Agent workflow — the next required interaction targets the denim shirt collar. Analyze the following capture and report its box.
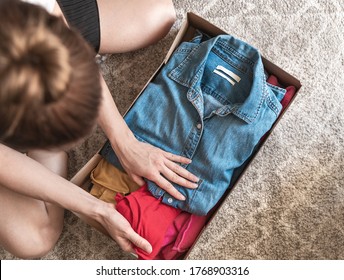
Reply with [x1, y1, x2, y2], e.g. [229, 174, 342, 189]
[168, 32, 268, 124]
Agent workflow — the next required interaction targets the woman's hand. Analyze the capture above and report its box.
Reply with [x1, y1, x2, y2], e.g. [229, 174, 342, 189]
[97, 76, 199, 200]
[96, 202, 152, 254]
[113, 137, 199, 201]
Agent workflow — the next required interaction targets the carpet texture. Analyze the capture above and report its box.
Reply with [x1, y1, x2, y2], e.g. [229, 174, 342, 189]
[1, 0, 344, 259]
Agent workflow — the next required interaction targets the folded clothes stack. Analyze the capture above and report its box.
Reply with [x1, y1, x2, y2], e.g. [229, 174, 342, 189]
[90, 30, 296, 260]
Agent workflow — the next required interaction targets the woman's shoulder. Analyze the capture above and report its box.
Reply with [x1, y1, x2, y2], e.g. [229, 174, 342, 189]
[22, 0, 55, 13]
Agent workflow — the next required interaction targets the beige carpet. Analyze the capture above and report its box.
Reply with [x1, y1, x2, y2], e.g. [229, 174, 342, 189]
[1, 0, 344, 259]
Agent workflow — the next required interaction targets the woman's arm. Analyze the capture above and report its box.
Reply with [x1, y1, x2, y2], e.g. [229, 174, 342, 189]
[0, 143, 152, 253]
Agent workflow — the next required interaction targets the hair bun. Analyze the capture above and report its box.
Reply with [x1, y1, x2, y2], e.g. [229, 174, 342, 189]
[0, 1, 101, 150]
[7, 22, 72, 105]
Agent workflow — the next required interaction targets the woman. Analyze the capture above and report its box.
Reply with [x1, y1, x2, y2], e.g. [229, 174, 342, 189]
[0, 0, 199, 259]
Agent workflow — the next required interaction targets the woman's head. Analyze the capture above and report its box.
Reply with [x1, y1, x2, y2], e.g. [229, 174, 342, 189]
[0, 0, 102, 150]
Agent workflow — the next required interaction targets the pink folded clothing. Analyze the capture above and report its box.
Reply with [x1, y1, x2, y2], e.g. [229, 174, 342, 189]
[156, 212, 208, 259]
[115, 184, 181, 260]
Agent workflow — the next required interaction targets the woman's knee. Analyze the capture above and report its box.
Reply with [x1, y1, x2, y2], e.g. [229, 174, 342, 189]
[129, 0, 176, 48]
[3, 222, 63, 259]
[156, 0, 177, 30]
[148, 0, 176, 41]
[98, 0, 176, 53]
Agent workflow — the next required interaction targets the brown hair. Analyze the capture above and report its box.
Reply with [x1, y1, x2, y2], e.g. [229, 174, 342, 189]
[0, 0, 102, 150]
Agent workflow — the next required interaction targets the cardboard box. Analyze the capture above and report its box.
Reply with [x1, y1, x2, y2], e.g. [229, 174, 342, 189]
[71, 12, 302, 259]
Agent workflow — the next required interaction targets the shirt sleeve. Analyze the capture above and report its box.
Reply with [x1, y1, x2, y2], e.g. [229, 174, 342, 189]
[22, 0, 56, 13]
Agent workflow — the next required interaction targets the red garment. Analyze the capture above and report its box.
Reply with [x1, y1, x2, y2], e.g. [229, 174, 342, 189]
[156, 212, 208, 259]
[115, 184, 181, 260]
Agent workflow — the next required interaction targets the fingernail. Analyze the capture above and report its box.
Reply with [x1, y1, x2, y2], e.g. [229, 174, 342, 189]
[193, 183, 199, 188]
[190, 175, 199, 182]
[147, 245, 153, 254]
[179, 195, 186, 201]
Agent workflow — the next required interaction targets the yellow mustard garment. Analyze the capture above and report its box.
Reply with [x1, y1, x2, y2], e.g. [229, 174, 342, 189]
[90, 158, 140, 204]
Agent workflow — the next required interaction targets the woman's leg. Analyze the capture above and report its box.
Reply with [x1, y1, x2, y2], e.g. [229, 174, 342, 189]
[97, 0, 176, 53]
[0, 151, 67, 259]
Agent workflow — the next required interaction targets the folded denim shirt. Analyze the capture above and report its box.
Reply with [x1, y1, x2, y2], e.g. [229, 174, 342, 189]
[101, 31, 286, 215]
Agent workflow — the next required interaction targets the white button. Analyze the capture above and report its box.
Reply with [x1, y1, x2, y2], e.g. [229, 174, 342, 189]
[167, 198, 173, 204]
[196, 123, 202, 129]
